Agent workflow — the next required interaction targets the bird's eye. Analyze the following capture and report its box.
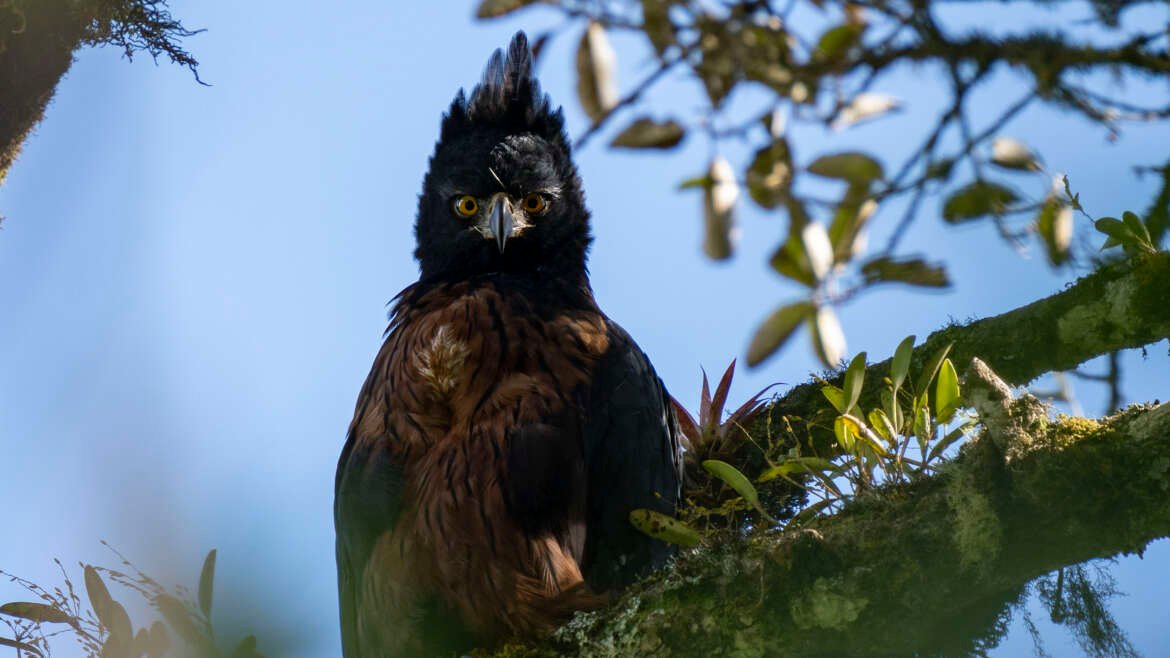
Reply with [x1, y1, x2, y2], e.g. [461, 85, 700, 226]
[453, 195, 479, 217]
[521, 193, 548, 214]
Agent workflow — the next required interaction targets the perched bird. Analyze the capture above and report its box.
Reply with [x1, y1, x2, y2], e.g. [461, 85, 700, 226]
[334, 32, 682, 657]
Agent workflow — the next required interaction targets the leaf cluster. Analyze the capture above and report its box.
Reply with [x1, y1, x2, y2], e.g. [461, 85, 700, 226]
[477, 0, 1170, 366]
[2, 548, 263, 658]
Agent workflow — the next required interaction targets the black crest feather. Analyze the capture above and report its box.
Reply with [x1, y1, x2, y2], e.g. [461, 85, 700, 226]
[440, 32, 566, 144]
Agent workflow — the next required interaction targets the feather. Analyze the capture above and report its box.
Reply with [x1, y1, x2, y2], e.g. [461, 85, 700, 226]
[441, 31, 566, 144]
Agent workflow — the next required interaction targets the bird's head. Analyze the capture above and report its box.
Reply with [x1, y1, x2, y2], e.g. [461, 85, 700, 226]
[414, 32, 592, 284]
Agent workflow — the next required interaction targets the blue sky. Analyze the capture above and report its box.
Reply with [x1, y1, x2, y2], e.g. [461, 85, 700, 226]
[1, 1, 1167, 655]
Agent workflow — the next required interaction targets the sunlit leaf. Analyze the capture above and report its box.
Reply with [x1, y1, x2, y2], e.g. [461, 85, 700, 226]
[807, 152, 883, 183]
[891, 335, 915, 391]
[822, 385, 847, 413]
[474, 0, 542, 18]
[991, 137, 1040, 171]
[868, 408, 897, 443]
[770, 235, 816, 287]
[842, 352, 867, 414]
[747, 301, 815, 366]
[828, 185, 876, 262]
[802, 222, 834, 281]
[576, 22, 618, 122]
[610, 117, 685, 149]
[703, 156, 739, 260]
[934, 358, 960, 424]
[814, 24, 863, 61]
[1123, 211, 1155, 247]
[834, 415, 857, 452]
[1036, 199, 1072, 266]
[832, 93, 901, 130]
[198, 549, 216, 618]
[0, 602, 74, 625]
[809, 305, 846, 367]
[915, 343, 953, 396]
[861, 256, 950, 287]
[942, 181, 1019, 223]
[629, 509, 701, 547]
[758, 457, 837, 482]
[703, 459, 760, 507]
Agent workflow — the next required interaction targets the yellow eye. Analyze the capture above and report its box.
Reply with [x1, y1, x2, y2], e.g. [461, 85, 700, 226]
[521, 193, 548, 214]
[453, 195, 479, 217]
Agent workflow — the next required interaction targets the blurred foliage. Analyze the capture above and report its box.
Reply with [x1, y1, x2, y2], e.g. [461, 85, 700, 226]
[477, 0, 1170, 367]
[2, 547, 264, 658]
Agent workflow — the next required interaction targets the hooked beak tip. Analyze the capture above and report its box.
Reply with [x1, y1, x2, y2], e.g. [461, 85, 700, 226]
[490, 198, 514, 253]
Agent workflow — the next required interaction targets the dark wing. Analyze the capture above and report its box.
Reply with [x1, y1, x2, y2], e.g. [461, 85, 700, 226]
[334, 376, 404, 658]
[580, 320, 684, 592]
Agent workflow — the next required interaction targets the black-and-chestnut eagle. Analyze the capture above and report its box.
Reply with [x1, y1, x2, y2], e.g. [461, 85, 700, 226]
[334, 32, 683, 657]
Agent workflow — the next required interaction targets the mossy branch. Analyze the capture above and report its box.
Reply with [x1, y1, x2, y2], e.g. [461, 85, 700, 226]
[762, 251, 1170, 455]
[490, 394, 1170, 657]
[0, 0, 198, 192]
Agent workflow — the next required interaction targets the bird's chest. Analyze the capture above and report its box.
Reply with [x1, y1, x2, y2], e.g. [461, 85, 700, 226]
[386, 288, 609, 457]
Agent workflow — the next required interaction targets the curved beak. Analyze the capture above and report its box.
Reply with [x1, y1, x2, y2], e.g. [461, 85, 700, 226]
[488, 195, 515, 253]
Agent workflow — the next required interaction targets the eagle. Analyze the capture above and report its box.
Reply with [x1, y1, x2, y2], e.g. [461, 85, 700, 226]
[334, 32, 683, 657]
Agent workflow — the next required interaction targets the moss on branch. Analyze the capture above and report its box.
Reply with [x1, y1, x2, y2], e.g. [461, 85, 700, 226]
[487, 399, 1170, 657]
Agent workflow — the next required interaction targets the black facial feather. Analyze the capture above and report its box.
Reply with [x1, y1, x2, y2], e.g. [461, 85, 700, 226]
[414, 32, 592, 286]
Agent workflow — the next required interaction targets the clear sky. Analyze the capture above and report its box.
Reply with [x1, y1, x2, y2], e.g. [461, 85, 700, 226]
[1, 1, 1167, 655]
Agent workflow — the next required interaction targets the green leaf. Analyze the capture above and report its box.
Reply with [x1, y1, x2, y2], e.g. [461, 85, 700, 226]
[198, 549, 216, 618]
[842, 352, 866, 414]
[927, 418, 976, 463]
[0, 601, 74, 625]
[861, 257, 950, 288]
[576, 22, 618, 123]
[475, 0, 542, 18]
[807, 152, 883, 184]
[610, 117, 686, 149]
[821, 385, 847, 413]
[746, 138, 793, 209]
[868, 408, 897, 443]
[1122, 211, 1153, 245]
[703, 459, 760, 507]
[746, 301, 815, 366]
[827, 183, 875, 262]
[814, 24, 863, 61]
[915, 342, 953, 397]
[1036, 199, 1072, 266]
[758, 457, 837, 482]
[629, 509, 701, 547]
[788, 498, 837, 526]
[678, 174, 712, 190]
[891, 335, 915, 391]
[943, 182, 1019, 223]
[934, 358, 961, 424]
[833, 415, 857, 452]
[640, 0, 677, 56]
[770, 235, 816, 287]
[84, 566, 132, 643]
